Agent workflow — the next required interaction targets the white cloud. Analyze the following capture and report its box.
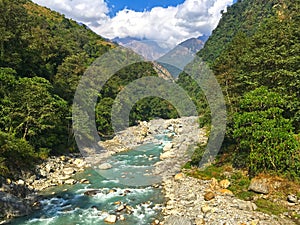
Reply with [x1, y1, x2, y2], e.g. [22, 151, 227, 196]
[93, 0, 233, 47]
[32, 0, 109, 24]
[32, 0, 233, 47]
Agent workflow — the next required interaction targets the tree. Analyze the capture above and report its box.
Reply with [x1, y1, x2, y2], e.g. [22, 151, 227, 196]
[233, 87, 300, 177]
[6, 76, 68, 155]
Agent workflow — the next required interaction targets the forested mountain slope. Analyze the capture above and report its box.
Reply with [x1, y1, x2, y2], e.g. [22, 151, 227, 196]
[179, 0, 300, 178]
[0, 0, 177, 176]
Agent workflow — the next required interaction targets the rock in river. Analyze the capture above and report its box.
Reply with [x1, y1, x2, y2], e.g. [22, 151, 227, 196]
[99, 163, 112, 170]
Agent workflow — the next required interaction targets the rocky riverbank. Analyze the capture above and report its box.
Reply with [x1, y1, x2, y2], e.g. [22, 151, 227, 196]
[0, 154, 89, 223]
[2, 116, 297, 225]
[98, 116, 206, 177]
[161, 174, 296, 225]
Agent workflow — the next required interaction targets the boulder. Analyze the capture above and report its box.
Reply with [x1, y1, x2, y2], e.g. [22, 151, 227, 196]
[16, 179, 25, 186]
[248, 178, 270, 194]
[204, 191, 215, 201]
[0, 191, 32, 219]
[64, 179, 76, 185]
[62, 167, 75, 175]
[84, 190, 101, 196]
[201, 205, 212, 213]
[104, 214, 117, 224]
[160, 151, 175, 160]
[287, 194, 297, 203]
[218, 189, 234, 196]
[116, 204, 125, 212]
[99, 163, 112, 170]
[163, 142, 173, 152]
[219, 179, 231, 189]
[174, 173, 184, 181]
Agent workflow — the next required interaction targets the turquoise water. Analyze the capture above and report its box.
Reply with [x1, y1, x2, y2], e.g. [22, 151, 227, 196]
[10, 135, 170, 225]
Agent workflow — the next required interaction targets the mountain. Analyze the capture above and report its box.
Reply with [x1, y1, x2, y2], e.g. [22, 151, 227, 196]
[112, 37, 170, 60]
[198, 0, 282, 64]
[178, 0, 300, 178]
[178, 38, 204, 54]
[112, 36, 207, 61]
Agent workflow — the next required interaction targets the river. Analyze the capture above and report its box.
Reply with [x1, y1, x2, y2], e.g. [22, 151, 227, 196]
[9, 135, 170, 225]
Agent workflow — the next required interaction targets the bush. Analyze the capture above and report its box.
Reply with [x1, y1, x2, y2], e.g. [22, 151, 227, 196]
[233, 87, 300, 178]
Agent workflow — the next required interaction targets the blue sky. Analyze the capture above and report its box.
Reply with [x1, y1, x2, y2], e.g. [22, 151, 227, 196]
[108, 0, 237, 15]
[32, 0, 235, 47]
[107, 0, 185, 16]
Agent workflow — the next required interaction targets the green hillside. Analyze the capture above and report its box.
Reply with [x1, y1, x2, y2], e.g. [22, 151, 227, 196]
[0, 0, 177, 176]
[180, 0, 300, 178]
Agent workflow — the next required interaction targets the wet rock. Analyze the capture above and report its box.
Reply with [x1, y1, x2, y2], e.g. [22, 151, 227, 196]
[84, 190, 101, 196]
[116, 204, 125, 212]
[0, 191, 32, 219]
[64, 179, 76, 185]
[109, 189, 117, 194]
[104, 214, 117, 224]
[79, 179, 90, 184]
[98, 163, 112, 170]
[119, 215, 125, 221]
[125, 205, 134, 214]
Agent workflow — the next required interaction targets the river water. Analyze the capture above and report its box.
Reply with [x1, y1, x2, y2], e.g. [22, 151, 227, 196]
[10, 135, 170, 225]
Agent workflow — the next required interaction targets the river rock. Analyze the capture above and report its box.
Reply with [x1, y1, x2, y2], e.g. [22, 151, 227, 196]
[63, 167, 75, 175]
[201, 205, 212, 213]
[73, 158, 86, 168]
[79, 179, 90, 184]
[165, 216, 193, 225]
[116, 204, 125, 212]
[119, 215, 125, 221]
[104, 214, 117, 223]
[16, 179, 25, 186]
[84, 190, 101, 196]
[64, 179, 76, 185]
[99, 163, 112, 170]
[287, 194, 297, 203]
[219, 179, 231, 189]
[160, 151, 175, 160]
[163, 143, 173, 152]
[0, 191, 32, 219]
[248, 178, 270, 194]
[218, 189, 234, 196]
[204, 191, 215, 201]
[174, 173, 184, 181]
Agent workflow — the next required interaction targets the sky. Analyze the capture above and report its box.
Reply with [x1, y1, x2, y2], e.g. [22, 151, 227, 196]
[32, 0, 236, 48]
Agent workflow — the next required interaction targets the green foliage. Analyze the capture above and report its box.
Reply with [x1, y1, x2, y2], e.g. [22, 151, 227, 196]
[198, 0, 279, 64]
[0, 131, 36, 176]
[190, 0, 300, 179]
[95, 62, 179, 136]
[255, 199, 288, 216]
[233, 87, 300, 177]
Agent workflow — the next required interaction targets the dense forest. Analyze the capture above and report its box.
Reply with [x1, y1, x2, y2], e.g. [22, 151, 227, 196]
[179, 0, 300, 179]
[0, 0, 177, 177]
